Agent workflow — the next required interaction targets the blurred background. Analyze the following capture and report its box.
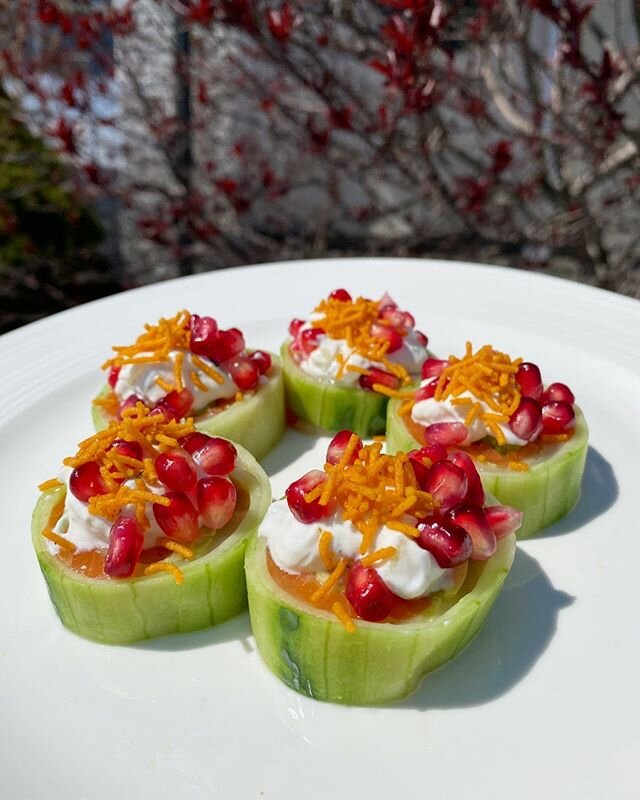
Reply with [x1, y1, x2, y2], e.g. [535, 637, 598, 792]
[1, 0, 639, 333]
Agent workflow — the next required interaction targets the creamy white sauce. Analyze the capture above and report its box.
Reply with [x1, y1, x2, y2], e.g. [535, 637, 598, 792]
[114, 349, 238, 412]
[411, 389, 528, 447]
[260, 499, 454, 600]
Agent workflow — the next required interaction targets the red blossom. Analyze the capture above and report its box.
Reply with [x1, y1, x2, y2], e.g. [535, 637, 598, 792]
[266, 3, 300, 43]
[489, 140, 513, 173]
[186, 0, 216, 26]
[53, 118, 76, 154]
[216, 178, 238, 195]
[328, 106, 352, 130]
[197, 80, 209, 104]
[456, 177, 490, 215]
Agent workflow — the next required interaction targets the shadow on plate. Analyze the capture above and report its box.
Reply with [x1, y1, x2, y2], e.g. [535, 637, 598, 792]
[130, 611, 254, 653]
[534, 446, 618, 539]
[262, 427, 325, 478]
[398, 549, 573, 711]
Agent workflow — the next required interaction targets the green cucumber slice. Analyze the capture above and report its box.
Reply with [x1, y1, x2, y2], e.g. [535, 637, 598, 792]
[245, 533, 515, 705]
[92, 354, 285, 462]
[386, 399, 589, 539]
[281, 342, 389, 436]
[32, 443, 271, 645]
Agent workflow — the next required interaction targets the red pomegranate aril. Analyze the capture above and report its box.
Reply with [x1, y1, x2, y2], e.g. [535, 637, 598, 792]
[329, 288, 352, 302]
[416, 519, 472, 568]
[414, 330, 429, 347]
[179, 431, 210, 454]
[285, 470, 333, 523]
[370, 322, 403, 353]
[69, 461, 108, 502]
[484, 505, 523, 539]
[109, 438, 143, 462]
[379, 305, 414, 333]
[326, 430, 362, 465]
[358, 367, 400, 391]
[155, 451, 197, 491]
[446, 450, 485, 505]
[228, 355, 260, 391]
[422, 462, 468, 512]
[155, 388, 194, 421]
[509, 397, 542, 441]
[190, 436, 237, 475]
[104, 516, 144, 578]
[408, 443, 449, 486]
[153, 492, 200, 543]
[189, 314, 219, 357]
[288, 318, 305, 337]
[209, 327, 245, 363]
[421, 358, 449, 380]
[345, 562, 396, 622]
[249, 350, 272, 375]
[447, 504, 496, 560]
[541, 401, 575, 434]
[138, 545, 171, 564]
[543, 382, 575, 405]
[197, 476, 237, 530]
[516, 362, 543, 400]
[414, 379, 438, 402]
[299, 327, 325, 356]
[424, 422, 468, 446]
[118, 394, 145, 418]
[108, 365, 121, 389]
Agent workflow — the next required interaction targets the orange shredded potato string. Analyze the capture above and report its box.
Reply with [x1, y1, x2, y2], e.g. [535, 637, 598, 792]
[310, 558, 348, 603]
[38, 478, 63, 492]
[331, 601, 356, 633]
[360, 546, 397, 567]
[42, 528, 77, 552]
[507, 461, 530, 472]
[318, 530, 336, 571]
[144, 562, 185, 584]
[160, 539, 194, 560]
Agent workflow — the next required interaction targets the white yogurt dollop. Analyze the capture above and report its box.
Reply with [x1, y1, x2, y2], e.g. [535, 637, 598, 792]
[114, 349, 238, 412]
[411, 388, 527, 447]
[260, 499, 454, 600]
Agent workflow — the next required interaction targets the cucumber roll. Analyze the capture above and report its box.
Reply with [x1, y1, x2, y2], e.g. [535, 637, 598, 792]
[282, 290, 429, 437]
[245, 431, 519, 705]
[386, 345, 589, 538]
[33, 404, 271, 644]
[92, 310, 285, 461]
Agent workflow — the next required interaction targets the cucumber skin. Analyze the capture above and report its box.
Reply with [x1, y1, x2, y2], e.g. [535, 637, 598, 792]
[32, 444, 271, 645]
[281, 343, 389, 437]
[245, 534, 515, 705]
[386, 399, 589, 539]
[92, 354, 286, 462]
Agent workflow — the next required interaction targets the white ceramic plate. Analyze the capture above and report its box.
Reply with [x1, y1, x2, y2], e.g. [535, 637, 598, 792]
[1, 259, 639, 799]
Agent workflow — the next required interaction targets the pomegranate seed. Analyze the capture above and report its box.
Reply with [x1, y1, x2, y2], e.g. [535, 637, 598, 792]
[228, 355, 260, 390]
[326, 430, 362, 465]
[329, 288, 352, 302]
[421, 358, 449, 380]
[285, 470, 333, 523]
[138, 546, 171, 564]
[416, 519, 472, 568]
[249, 350, 272, 375]
[118, 394, 145, 418]
[379, 305, 413, 333]
[179, 432, 210, 454]
[424, 422, 468, 446]
[408, 443, 449, 490]
[153, 492, 200, 543]
[69, 461, 108, 501]
[197, 476, 237, 529]
[190, 436, 237, 475]
[109, 439, 143, 462]
[541, 401, 575, 434]
[422, 462, 468, 512]
[288, 318, 305, 337]
[189, 314, 219, 357]
[299, 327, 325, 356]
[358, 367, 400, 391]
[509, 397, 542, 441]
[414, 330, 429, 347]
[209, 328, 245, 363]
[484, 505, 523, 539]
[108, 365, 121, 389]
[155, 451, 197, 491]
[104, 516, 144, 578]
[414, 379, 438, 403]
[346, 562, 395, 622]
[516, 362, 543, 400]
[446, 450, 484, 505]
[543, 382, 575, 404]
[447, 504, 496, 560]
[370, 321, 403, 353]
[155, 388, 194, 421]
[378, 292, 396, 309]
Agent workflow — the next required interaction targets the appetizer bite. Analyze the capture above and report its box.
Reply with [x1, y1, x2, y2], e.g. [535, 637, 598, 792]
[282, 290, 429, 436]
[33, 404, 270, 644]
[386, 343, 588, 538]
[94, 310, 285, 461]
[245, 431, 519, 705]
